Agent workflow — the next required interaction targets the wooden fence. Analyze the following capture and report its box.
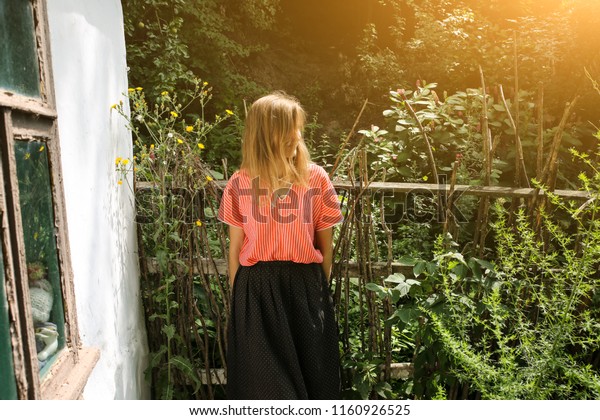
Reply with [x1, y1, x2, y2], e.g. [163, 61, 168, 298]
[136, 177, 590, 398]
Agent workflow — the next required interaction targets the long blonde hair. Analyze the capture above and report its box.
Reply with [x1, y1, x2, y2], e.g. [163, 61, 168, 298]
[241, 92, 311, 192]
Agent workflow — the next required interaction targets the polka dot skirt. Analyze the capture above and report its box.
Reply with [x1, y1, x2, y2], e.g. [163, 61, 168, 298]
[226, 261, 341, 400]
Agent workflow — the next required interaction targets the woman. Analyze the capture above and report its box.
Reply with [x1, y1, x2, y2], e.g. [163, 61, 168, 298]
[218, 92, 343, 399]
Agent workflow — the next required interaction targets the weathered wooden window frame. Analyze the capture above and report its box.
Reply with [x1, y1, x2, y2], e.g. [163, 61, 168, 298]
[0, 0, 98, 399]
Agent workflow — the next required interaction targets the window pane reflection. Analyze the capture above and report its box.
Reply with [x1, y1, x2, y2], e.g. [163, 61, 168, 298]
[15, 141, 65, 374]
[0, 0, 41, 97]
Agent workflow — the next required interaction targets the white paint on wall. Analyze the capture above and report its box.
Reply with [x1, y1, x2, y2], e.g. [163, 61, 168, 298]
[46, 0, 149, 399]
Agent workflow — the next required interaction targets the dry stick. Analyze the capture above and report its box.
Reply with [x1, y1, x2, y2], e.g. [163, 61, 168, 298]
[541, 96, 579, 191]
[198, 226, 228, 375]
[499, 85, 530, 188]
[194, 234, 222, 398]
[513, 32, 522, 186]
[479, 66, 492, 186]
[187, 227, 213, 399]
[536, 84, 544, 181]
[532, 96, 579, 233]
[473, 68, 493, 257]
[379, 168, 393, 382]
[329, 98, 369, 177]
[359, 150, 377, 355]
[529, 84, 545, 223]
[380, 168, 393, 276]
[443, 157, 461, 240]
[401, 94, 439, 183]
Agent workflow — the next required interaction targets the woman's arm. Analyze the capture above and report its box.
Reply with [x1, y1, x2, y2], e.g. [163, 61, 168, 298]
[315, 227, 334, 282]
[228, 225, 245, 287]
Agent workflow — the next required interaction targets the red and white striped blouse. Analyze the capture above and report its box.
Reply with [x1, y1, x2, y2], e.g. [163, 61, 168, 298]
[218, 164, 343, 266]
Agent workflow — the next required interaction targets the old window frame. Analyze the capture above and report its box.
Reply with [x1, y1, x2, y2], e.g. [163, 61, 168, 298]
[0, 0, 98, 399]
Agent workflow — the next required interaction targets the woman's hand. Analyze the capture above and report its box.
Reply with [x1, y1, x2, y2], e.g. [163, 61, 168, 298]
[228, 225, 245, 288]
[315, 227, 334, 282]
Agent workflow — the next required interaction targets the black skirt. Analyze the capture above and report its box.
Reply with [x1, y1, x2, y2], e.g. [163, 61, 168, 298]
[226, 261, 341, 400]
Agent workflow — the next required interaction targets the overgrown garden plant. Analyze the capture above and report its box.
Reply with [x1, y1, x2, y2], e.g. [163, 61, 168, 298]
[113, 80, 235, 399]
[373, 150, 600, 398]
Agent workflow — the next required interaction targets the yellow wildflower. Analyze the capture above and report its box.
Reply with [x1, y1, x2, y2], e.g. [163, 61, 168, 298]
[135, 87, 143, 91]
[122, 159, 130, 165]
[111, 103, 118, 109]
[185, 125, 194, 132]
[177, 139, 183, 144]
[115, 157, 122, 165]
[117, 180, 123, 186]
[161, 91, 169, 96]
[24, 153, 31, 160]
[206, 175, 214, 182]
[128, 88, 135, 92]
[203, 81, 208, 86]
[39, 145, 45, 152]
[422, 175, 428, 181]
[150, 144, 155, 149]
[170, 111, 178, 118]
[225, 109, 234, 115]
[197, 143, 205, 150]
[195, 220, 202, 227]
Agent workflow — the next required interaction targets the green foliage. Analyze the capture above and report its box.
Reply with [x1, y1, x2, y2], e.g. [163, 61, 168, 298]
[374, 182, 600, 399]
[123, 0, 280, 108]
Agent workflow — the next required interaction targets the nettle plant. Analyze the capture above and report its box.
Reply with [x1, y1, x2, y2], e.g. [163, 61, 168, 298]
[367, 149, 600, 399]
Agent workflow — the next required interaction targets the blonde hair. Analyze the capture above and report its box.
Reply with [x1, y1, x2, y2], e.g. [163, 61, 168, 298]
[240, 92, 311, 192]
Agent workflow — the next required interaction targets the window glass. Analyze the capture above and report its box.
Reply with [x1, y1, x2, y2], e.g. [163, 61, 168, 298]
[0, 0, 41, 97]
[15, 141, 65, 374]
[0, 239, 18, 400]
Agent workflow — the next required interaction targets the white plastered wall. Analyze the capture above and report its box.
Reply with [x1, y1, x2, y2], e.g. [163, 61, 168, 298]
[46, 0, 149, 399]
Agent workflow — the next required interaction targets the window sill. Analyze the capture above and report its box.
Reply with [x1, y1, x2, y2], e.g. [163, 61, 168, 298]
[40, 346, 100, 399]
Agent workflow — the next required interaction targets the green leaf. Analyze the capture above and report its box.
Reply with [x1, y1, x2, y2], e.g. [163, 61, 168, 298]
[366, 283, 383, 292]
[395, 307, 420, 325]
[469, 260, 483, 280]
[156, 248, 169, 272]
[472, 258, 494, 271]
[414, 261, 427, 277]
[375, 381, 393, 398]
[170, 355, 202, 393]
[384, 273, 406, 284]
[354, 376, 371, 400]
[398, 256, 418, 265]
[162, 324, 176, 340]
[209, 169, 224, 180]
[147, 345, 167, 370]
[453, 263, 469, 279]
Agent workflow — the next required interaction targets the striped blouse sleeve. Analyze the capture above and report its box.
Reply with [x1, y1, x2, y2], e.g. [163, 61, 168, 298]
[218, 173, 243, 228]
[315, 167, 343, 231]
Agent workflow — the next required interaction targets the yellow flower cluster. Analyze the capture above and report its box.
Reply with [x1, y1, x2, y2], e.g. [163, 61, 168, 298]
[115, 157, 130, 166]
